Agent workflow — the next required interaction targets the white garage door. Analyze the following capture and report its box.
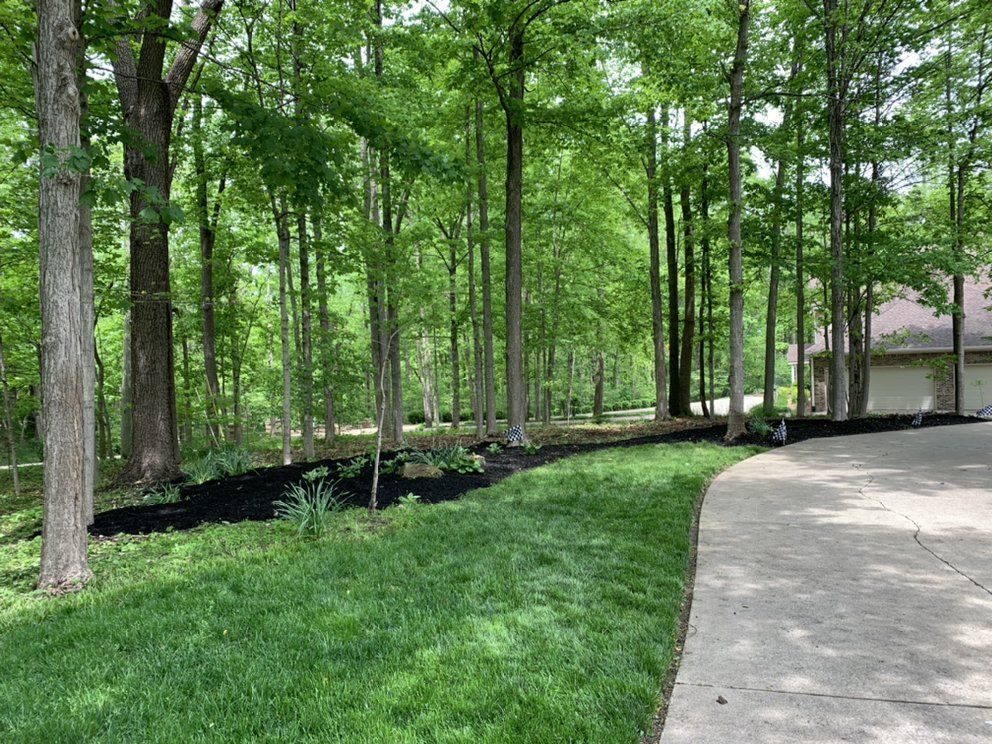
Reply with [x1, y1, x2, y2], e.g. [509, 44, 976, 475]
[867, 366, 935, 412]
[964, 364, 992, 411]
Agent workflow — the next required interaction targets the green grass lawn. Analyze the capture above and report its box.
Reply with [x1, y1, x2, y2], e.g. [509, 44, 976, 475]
[0, 443, 758, 743]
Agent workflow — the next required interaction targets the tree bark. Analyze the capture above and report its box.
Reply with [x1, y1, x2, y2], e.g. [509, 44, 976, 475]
[824, 0, 848, 421]
[661, 108, 681, 414]
[192, 96, 224, 445]
[111, 0, 223, 481]
[314, 219, 336, 443]
[120, 311, 132, 457]
[0, 331, 19, 496]
[36, 0, 90, 587]
[76, 26, 94, 524]
[274, 200, 293, 465]
[725, 0, 750, 440]
[762, 144, 788, 414]
[645, 104, 669, 420]
[297, 212, 315, 458]
[475, 90, 498, 436]
[466, 110, 485, 437]
[503, 28, 527, 441]
[795, 116, 807, 417]
[678, 147, 695, 414]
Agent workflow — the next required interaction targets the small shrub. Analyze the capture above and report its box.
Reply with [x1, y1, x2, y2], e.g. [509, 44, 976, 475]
[379, 451, 412, 475]
[746, 412, 773, 437]
[522, 442, 542, 456]
[143, 483, 182, 505]
[397, 492, 421, 508]
[274, 478, 344, 537]
[409, 445, 483, 474]
[337, 456, 368, 479]
[303, 465, 330, 482]
[183, 457, 218, 485]
[486, 442, 503, 455]
[213, 447, 255, 477]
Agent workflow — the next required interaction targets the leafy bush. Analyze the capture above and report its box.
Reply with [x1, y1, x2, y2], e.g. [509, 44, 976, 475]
[303, 466, 330, 482]
[379, 451, 412, 475]
[486, 442, 503, 455]
[143, 483, 182, 505]
[522, 442, 542, 456]
[397, 492, 421, 508]
[746, 411, 773, 437]
[183, 447, 255, 484]
[409, 445, 483, 474]
[274, 478, 344, 537]
[337, 456, 368, 479]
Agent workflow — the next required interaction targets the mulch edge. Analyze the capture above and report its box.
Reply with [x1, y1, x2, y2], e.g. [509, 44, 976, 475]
[640, 465, 714, 744]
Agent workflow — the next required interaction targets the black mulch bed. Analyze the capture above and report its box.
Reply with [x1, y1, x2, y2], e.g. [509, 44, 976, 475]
[90, 413, 984, 536]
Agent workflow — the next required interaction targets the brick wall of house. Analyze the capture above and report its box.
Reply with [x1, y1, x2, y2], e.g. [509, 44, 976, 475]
[810, 350, 992, 412]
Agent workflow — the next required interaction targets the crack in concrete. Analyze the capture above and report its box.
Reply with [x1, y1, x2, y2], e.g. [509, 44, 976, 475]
[675, 680, 992, 711]
[853, 458, 992, 598]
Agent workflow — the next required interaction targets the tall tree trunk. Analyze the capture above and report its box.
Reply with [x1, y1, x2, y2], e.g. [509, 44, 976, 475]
[698, 257, 708, 418]
[662, 108, 681, 414]
[762, 147, 788, 414]
[702, 158, 715, 411]
[565, 348, 575, 419]
[503, 28, 527, 441]
[314, 219, 336, 443]
[193, 96, 223, 445]
[678, 142, 695, 414]
[448, 248, 461, 429]
[645, 104, 669, 420]
[111, 0, 223, 481]
[592, 351, 605, 420]
[94, 340, 111, 460]
[466, 111, 485, 437]
[725, 0, 750, 440]
[0, 331, 19, 496]
[795, 116, 807, 417]
[36, 0, 90, 586]
[120, 311, 132, 457]
[475, 90, 498, 436]
[275, 203, 293, 465]
[824, 0, 848, 421]
[297, 213, 315, 458]
[180, 331, 194, 445]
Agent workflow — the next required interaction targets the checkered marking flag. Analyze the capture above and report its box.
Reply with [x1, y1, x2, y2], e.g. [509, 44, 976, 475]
[977, 404, 992, 418]
[506, 425, 525, 444]
[911, 409, 924, 428]
[770, 419, 787, 446]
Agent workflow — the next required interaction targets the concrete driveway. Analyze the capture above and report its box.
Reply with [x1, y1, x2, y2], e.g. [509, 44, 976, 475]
[662, 423, 992, 744]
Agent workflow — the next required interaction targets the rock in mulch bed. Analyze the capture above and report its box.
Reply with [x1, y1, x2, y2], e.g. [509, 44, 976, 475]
[90, 414, 984, 536]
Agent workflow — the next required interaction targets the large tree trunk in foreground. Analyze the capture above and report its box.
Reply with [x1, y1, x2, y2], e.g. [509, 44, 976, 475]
[725, 0, 750, 440]
[36, 0, 90, 587]
[645, 104, 669, 420]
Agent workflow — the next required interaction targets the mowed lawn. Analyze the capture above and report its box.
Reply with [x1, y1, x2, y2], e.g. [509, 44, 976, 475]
[0, 443, 758, 743]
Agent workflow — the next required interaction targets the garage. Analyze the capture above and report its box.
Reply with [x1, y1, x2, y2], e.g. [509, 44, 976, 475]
[867, 366, 935, 412]
[964, 364, 992, 411]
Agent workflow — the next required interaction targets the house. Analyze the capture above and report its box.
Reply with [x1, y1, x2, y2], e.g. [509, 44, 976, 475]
[788, 277, 992, 413]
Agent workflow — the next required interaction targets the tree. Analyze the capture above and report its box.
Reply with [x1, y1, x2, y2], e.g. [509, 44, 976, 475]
[110, 0, 224, 481]
[725, 0, 750, 440]
[36, 0, 90, 587]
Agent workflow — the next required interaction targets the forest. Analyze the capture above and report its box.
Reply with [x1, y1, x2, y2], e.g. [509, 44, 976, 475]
[6, 0, 992, 590]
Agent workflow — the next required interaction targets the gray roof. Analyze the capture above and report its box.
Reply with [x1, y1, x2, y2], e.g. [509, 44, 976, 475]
[793, 277, 992, 360]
